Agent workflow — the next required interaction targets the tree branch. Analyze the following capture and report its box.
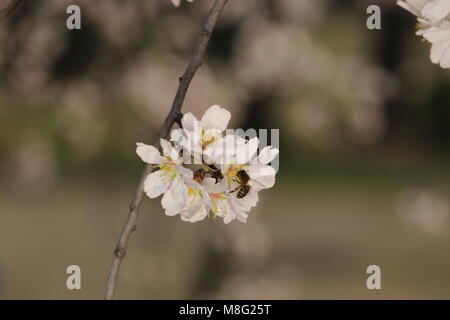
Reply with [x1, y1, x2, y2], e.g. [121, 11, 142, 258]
[0, 0, 23, 24]
[105, 0, 229, 300]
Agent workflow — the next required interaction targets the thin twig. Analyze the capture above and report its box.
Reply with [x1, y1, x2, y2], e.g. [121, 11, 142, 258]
[105, 0, 228, 300]
[0, 0, 23, 24]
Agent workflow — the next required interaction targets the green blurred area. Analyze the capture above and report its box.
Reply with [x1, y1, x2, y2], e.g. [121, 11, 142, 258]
[1, 0, 450, 299]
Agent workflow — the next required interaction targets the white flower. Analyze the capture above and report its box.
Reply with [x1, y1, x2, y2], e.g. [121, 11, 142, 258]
[219, 137, 279, 193]
[171, 0, 194, 7]
[398, 0, 450, 68]
[136, 139, 191, 198]
[162, 174, 211, 222]
[137, 105, 279, 224]
[202, 178, 258, 224]
[171, 105, 231, 164]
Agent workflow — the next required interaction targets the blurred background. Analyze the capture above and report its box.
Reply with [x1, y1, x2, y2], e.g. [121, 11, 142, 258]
[1, 0, 450, 299]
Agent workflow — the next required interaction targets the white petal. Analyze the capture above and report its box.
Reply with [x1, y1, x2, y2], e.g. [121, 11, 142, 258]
[207, 134, 248, 165]
[136, 143, 162, 164]
[232, 189, 259, 212]
[256, 146, 279, 165]
[423, 27, 450, 43]
[430, 41, 448, 64]
[182, 206, 209, 223]
[178, 166, 194, 180]
[398, 0, 429, 16]
[171, 0, 181, 7]
[439, 43, 450, 68]
[422, 0, 450, 22]
[235, 137, 259, 164]
[160, 139, 180, 161]
[161, 178, 187, 216]
[247, 164, 277, 190]
[227, 197, 249, 224]
[222, 200, 236, 224]
[201, 105, 231, 131]
[143, 170, 171, 198]
[181, 112, 198, 132]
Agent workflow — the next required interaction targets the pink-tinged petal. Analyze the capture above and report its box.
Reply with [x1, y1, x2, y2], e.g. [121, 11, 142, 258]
[181, 112, 198, 132]
[247, 164, 276, 190]
[144, 170, 171, 198]
[235, 137, 259, 164]
[422, 0, 450, 22]
[171, 0, 181, 7]
[161, 178, 187, 216]
[256, 146, 279, 165]
[201, 105, 231, 131]
[136, 143, 162, 164]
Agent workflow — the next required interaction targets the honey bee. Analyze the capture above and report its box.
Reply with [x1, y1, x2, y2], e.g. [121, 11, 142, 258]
[193, 168, 205, 183]
[231, 170, 252, 199]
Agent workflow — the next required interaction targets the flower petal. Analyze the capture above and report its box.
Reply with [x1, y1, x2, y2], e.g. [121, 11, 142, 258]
[144, 170, 171, 198]
[181, 112, 199, 132]
[247, 164, 277, 190]
[422, 0, 450, 22]
[136, 143, 163, 164]
[201, 105, 231, 131]
[161, 178, 187, 216]
[256, 146, 279, 165]
[235, 137, 259, 164]
[234, 188, 259, 211]
[430, 41, 448, 64]
[182, 206, 209, 223]
[423, 27, 450, 43]
[160, 139, 180, 161]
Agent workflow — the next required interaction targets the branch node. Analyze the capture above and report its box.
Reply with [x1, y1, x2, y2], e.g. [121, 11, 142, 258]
[114, 247, 126, 259]
[175, 113, 184, 127]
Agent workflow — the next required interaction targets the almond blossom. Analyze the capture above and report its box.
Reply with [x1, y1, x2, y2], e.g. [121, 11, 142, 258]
[136, 139, 191, 198]
[137, 105, 279, 224]
[170, 104, 231, 164]
[217, 137, 279, 193]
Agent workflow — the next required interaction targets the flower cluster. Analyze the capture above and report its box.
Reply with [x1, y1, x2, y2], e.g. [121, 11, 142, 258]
[398, 0, 450, 68]
[136, 105, 279, 224]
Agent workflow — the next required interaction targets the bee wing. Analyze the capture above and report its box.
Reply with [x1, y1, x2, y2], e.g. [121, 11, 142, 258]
[248, 179, 269, 190]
